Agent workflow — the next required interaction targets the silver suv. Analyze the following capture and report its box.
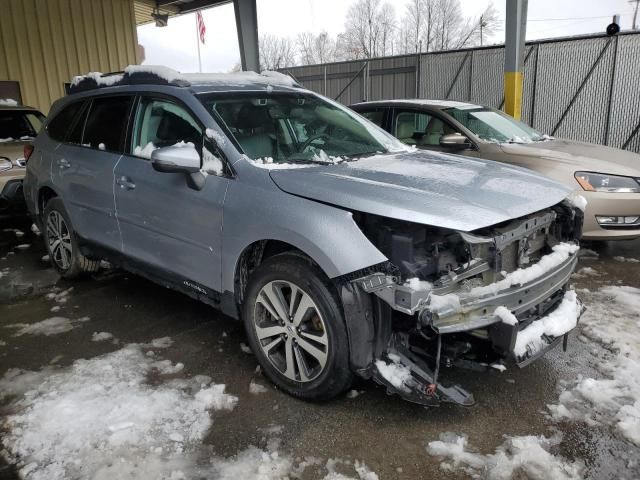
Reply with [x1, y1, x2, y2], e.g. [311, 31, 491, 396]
[24, 66, 584, 406]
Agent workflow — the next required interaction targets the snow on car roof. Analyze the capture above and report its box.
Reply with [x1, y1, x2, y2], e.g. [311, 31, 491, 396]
[352, 99, 481, 109]
[71, 65, 299, 93]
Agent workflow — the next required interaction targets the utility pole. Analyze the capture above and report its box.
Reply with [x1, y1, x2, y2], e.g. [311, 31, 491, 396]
[480, 14, 484, 46]
[632, 0, 640, 30]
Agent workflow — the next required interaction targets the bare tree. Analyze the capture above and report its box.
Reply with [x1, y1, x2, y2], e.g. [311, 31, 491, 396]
[379, 3, 397, 56]
[342, 0, 396, 58]
[471, 2, 502, 47]
[297, 31, 337, 65]
[259, 34, 297, 70]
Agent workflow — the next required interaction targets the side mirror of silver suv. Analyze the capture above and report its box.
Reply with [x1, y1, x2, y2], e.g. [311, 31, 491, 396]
[151, 144, 201, 174]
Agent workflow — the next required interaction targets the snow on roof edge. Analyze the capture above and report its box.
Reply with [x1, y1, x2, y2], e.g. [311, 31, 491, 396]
[71, 65, 298, 89]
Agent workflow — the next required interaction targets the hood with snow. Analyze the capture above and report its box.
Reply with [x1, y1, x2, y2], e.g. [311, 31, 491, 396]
[268, 150, 572, 232]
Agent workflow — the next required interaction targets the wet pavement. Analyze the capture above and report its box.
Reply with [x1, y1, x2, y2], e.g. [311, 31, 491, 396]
[1, 222, 640, 479]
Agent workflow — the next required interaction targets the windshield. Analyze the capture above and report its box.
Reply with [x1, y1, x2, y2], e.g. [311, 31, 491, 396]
[0, 110, 45, 140]
[198, 91, 406, 164]
[444, 106, 551, 144]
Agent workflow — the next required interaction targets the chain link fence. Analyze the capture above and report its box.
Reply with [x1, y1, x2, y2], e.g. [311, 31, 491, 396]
[282, 32, 640, 153]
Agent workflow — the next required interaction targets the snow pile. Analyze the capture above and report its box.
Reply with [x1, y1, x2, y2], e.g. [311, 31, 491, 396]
[125, 65, 183, 83]
[571, 266, 601, 278]
[0, 344, 237, 479]
[514, 290, 580, 357]
[184, 69, 297, 87]
[91, 331, 114, 342]
[6, 316, 90, 337]
[613, 256, 640, 263]
[566, 191, 587, 211]
[249, 157, 314, 170]
[249, 381, 268, 394]
[547, 286, 640, 445]
[71, 71, 124, 87]
[427, 432, 583, 479]
[494, 306, 518, 326]
[134, 141, 158, 159]
[323, 459, 379, 480]
[45, 287, 74, 304]
[0, 98, 18, 106]
[428, 292, 461, 312]
[202, 146, 223, 176]
[149, 336, 173, 348]
[468, 243, 579, 298]
[205, 128, 226, 146]
[375, 353, 413, 392]
[405, 277, 433, 291]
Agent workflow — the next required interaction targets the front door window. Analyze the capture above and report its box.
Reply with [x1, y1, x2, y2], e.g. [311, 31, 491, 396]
[132, 98, 202, 158]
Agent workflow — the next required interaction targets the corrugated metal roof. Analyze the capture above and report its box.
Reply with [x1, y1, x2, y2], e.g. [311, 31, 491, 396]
[134, 0, 231, 25]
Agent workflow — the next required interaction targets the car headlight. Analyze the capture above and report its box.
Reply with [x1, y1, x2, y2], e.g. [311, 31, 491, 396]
[574, 171, 640, 193]
[0, 158, 12, 172]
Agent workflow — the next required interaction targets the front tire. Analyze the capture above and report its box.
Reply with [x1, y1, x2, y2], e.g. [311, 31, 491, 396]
[43, 198, 99, 279]
[242, 253, 352, 400]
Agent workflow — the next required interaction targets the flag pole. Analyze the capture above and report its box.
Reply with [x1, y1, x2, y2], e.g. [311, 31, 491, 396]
[195, 13, 202, 73]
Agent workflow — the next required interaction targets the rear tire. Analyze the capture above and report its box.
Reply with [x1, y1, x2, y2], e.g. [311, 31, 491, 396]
[242, 253, 352, 401]
[43, 198, 99, 279]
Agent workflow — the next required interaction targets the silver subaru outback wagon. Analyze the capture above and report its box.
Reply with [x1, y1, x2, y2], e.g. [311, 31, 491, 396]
[24, 66, 584, 406]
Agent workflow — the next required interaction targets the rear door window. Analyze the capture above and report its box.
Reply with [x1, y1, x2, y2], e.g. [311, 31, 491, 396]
[358, 108, 386, 128]
[47, 102, 84, 141]
[82, 96, 133, 152]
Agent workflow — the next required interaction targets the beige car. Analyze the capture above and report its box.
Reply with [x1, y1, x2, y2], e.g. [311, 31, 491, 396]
[351, 99, 640, 241]
[0, 103, 45, 221]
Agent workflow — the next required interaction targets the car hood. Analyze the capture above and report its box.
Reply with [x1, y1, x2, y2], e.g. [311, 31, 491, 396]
[268, 151, 571, 232]
[498, 139, 640, 177]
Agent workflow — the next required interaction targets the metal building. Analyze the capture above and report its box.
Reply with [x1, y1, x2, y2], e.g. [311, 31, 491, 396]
[0, 0, 258, 113]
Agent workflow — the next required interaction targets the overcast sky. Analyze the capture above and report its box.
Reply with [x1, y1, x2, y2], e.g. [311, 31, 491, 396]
[136, 0, 639, 73]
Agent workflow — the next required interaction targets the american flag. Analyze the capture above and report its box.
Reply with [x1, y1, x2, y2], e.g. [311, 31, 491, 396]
[196, 10, 206, 44]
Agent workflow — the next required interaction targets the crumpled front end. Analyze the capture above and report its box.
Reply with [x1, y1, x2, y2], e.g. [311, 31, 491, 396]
[346, 199, 584, 406]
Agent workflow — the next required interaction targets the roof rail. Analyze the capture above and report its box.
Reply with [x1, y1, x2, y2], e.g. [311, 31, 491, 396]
[68, 67, 191, 95]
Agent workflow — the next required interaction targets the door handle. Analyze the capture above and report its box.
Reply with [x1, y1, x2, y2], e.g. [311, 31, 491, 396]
[116, 176, 136, 190]
[58, 158, 71, 169]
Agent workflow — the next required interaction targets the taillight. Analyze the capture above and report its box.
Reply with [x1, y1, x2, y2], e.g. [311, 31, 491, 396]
[23, 145, 34, 162]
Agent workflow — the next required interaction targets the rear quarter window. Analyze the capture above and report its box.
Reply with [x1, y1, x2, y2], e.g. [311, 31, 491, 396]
[47, 101, 84, 141]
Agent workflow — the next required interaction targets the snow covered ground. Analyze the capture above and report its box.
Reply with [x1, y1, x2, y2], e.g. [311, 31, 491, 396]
[428, 283, 640, 476]
[548, 286, 640, 446]
[0, 336, 378, 480]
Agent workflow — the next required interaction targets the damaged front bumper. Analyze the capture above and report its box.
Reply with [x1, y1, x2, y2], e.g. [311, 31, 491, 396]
[357, 246, 578, 336]
[355, 244, 583, 407]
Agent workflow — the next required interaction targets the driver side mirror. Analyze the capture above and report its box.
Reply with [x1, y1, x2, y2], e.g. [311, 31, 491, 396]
[439, 133, 471, 150]
[151, 144, 201, 174]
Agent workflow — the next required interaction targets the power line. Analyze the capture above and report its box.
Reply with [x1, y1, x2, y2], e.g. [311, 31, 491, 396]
[528, 12, 634, 22]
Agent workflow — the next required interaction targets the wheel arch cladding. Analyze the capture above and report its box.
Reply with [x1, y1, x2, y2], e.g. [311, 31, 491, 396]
[38, 186, 58, 215]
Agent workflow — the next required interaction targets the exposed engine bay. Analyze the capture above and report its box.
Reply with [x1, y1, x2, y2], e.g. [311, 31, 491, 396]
[341, 200, 584, 407]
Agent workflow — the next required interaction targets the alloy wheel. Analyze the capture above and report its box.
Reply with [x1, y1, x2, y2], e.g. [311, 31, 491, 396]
[46, 211, 72, 270]
[253, 280, 329, 382]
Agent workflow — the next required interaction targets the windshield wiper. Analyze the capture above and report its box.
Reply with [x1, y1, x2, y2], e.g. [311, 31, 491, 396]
[282, 157, 334, 165]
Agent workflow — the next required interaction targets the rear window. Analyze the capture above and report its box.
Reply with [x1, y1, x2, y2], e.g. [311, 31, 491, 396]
[82, 96, 133, 152]
[47, 102, 84, 141]
[0, 110, 46, 140]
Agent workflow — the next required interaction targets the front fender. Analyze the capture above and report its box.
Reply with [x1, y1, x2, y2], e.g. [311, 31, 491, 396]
[220, 178, 388, 294]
